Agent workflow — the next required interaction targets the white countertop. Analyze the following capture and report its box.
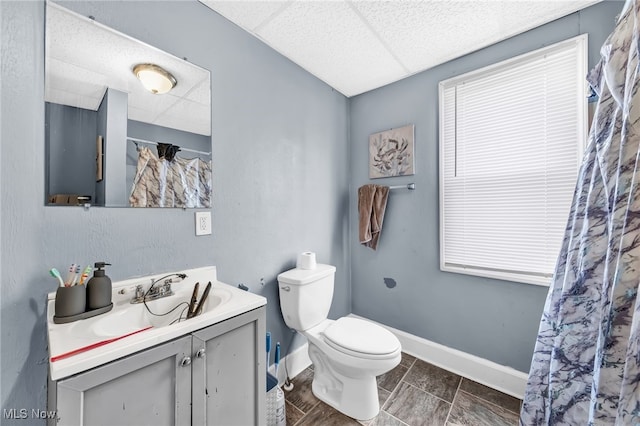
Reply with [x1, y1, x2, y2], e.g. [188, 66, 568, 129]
[47, 266, 266, 381]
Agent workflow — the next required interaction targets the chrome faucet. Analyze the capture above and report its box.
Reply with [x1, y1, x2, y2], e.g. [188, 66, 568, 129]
[130, 280, 174, 304]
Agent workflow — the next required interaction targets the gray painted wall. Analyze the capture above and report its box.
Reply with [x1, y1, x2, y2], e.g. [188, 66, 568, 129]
[95, 90, 107, 205]
[127, 119, 210, 153]
[45, 103, 97, 201]
[348, 1, 623, 373]
[102, 88, 129, 207]
[1, 0, 349, 417]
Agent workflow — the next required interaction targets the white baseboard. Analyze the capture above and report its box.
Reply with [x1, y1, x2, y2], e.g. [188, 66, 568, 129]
[349, 314, 528, 399]
[275, 315, 528, 399]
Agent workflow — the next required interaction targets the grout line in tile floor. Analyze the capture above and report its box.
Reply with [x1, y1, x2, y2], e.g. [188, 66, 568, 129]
[392, 356, 416, 389]
[386, 413, 411, 426]
[285, 353, 522, 426]
[444, 374, 464, 424]
[394, 379, 457, 406]
[459, 389, 520, 416]
[287, 401, 305, 420]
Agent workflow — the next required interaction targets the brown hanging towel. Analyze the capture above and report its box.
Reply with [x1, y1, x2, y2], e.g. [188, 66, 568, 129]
[358, 184, 389, 250]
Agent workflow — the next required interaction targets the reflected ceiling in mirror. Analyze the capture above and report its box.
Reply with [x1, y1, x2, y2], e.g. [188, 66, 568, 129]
[45, 2, 212, 208]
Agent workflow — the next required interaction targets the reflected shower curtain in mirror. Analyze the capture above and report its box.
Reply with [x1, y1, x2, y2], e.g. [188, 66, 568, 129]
[129, 146, 212, 208]
[520, 2, 640, 424]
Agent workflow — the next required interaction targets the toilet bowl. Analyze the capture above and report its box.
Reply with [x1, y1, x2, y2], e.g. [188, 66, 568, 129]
[277, 262, 401, 421]
[303, 317, 401, 420]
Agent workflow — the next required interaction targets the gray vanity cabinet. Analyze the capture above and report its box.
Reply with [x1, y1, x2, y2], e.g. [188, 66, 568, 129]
[192, 306, 266, 425]
[49, 307, 266, 426]
[51, 335, 193, 426]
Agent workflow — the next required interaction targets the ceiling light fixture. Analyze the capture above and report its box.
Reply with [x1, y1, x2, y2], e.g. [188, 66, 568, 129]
[132, 63, 177, 95]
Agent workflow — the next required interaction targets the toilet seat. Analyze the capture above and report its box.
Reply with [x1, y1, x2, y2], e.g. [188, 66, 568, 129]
[322, 317, 400, 360]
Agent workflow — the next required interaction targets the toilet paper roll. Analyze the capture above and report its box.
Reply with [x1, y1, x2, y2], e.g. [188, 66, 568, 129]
[297, 252, 317, 270]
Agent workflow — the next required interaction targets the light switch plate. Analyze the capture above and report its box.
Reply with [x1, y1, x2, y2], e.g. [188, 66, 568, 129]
[195, 211, 212, 236]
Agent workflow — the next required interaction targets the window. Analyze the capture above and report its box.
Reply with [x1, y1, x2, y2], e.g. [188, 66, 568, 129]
[439, 35, 587, 286]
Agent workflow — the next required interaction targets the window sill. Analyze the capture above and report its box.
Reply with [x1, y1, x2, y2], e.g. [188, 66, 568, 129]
[440, 264, 551, 287]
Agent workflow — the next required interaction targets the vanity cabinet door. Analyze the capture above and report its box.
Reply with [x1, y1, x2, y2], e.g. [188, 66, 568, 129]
[54, 335, 192, 426]
[192, 307, 266, 426]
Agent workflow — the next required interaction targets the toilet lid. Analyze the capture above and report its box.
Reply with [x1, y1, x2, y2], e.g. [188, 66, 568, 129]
[323, 317, 400, 356]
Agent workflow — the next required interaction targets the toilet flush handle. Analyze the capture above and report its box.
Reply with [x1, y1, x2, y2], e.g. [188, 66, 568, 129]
[280, 286, 291, 292]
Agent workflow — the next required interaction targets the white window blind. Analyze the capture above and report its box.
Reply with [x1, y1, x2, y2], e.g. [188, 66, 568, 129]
[439, 35, 587, 286]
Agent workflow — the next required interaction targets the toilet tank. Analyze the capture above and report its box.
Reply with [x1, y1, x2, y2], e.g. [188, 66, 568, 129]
[277, 264, 336, 331]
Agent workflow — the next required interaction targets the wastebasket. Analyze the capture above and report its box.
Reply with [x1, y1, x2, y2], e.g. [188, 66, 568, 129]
[266, 373, 285, 426]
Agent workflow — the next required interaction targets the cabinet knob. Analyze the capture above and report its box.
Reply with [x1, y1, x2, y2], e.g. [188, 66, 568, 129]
[180, 356, 191, 367]
[195, 348, 206, 358]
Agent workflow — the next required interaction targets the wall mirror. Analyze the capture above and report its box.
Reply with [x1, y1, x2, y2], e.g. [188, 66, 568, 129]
[45, 2, 212, 208]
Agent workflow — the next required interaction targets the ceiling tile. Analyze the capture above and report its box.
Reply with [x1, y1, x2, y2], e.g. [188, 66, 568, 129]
[256, 1, 406, 96]
[200, 0, 604, 97]
[200, 0, 290, 31]
[155, 100, 212, 136]
[352, 1, 600, 75]
[46, 86, 106, 112]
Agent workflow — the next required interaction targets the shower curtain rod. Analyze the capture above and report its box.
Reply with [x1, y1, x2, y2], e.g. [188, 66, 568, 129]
[127, 136, 211, 156]
[389, 183, 415, 190]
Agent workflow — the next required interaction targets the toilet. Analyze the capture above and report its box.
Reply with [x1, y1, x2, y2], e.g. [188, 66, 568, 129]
[277, 264, 401, 421]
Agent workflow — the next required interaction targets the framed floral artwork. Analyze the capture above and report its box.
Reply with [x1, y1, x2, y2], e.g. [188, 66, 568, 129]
[369, 124, 415, 178]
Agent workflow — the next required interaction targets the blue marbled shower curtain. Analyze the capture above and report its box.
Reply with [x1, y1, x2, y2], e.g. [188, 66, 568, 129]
[520, 1, 640, 425]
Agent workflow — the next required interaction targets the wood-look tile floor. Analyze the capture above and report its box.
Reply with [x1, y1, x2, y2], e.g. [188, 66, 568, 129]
[283, 353, 521, 426]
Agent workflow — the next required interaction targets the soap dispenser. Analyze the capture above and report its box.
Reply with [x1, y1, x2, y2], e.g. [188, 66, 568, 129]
[87, 262, 112, 310]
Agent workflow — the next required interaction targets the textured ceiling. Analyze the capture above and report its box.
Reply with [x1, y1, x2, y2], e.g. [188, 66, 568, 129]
[200, 0, 602, 97]
[46, 2, 211, 136]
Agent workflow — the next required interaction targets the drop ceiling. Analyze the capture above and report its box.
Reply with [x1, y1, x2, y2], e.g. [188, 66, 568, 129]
[200, 0, 603, 97]
[46, 2, 211, 136]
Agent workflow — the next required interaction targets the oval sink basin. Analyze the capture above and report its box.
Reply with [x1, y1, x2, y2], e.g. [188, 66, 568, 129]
[90, 307, 149, 337]
[74, 286, 233, 338]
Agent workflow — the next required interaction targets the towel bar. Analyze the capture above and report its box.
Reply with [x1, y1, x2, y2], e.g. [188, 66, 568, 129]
[389, 183, 415, 190]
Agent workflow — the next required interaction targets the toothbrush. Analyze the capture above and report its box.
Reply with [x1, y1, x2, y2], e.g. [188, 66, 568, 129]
[49, 268, 65, 287]
[266, 332, 271, 368]
[274, 342, 281, 384]
[64, 264, 76, 286]
[70, 264, 81, 286]
[79, 265, 92, 285]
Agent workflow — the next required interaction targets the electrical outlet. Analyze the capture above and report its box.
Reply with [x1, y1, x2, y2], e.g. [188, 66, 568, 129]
[195, 211, 212, 236]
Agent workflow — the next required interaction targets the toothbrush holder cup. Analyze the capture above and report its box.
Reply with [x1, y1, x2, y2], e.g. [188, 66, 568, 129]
[55, 285, 86, 318]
